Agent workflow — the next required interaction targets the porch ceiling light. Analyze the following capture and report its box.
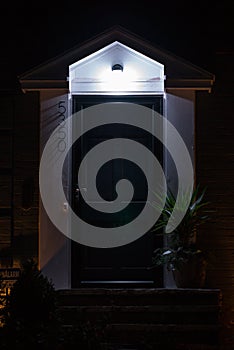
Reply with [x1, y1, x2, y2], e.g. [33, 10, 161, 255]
[112, 64, 123, 72]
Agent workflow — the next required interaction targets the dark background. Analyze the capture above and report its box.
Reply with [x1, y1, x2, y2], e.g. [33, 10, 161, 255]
[0, 0, 233, 88]
[0, 2, 234, 347]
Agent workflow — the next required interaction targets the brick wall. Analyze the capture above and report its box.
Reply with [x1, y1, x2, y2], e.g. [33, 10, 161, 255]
[0, 91, 39, 267]
[196, 52, 234, 349]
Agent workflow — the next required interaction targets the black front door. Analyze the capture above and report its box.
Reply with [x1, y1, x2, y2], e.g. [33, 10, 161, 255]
[71, 96, 163, 287]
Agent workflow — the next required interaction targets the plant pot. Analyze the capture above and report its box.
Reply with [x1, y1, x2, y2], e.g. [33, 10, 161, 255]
[173, 254, 207, 288]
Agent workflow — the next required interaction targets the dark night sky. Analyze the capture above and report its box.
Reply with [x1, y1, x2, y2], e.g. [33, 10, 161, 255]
[0, 0, 233, 86]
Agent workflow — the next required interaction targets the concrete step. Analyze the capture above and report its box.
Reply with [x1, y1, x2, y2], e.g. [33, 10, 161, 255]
[105, 323, 220, 344]
[57, 288, 221, 307]
[56, 288, 222, 349]
[59, 304, 221, 325]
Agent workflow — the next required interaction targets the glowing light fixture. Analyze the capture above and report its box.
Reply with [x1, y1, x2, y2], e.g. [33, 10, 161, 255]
[112, 63, 123, 72]
[104, 63, 124, 92]
[98, 63, 137, 92]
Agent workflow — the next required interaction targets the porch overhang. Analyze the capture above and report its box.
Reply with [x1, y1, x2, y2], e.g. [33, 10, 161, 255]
[19, 78, 214, 92]
[19, 26, 215, 93]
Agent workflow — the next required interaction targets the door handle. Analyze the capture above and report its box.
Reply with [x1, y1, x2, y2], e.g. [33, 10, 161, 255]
[75, 186, 87, 200]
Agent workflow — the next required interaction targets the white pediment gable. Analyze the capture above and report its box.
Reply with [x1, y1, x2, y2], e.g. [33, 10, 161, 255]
[19, 26, 214, 91]
[69, 41, 164, 94]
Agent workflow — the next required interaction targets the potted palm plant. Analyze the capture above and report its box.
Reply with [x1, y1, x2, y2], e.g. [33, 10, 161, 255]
[152, 185, 211, 288]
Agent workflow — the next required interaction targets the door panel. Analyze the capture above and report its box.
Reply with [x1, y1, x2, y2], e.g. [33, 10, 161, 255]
[71, 96, 163, 287]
